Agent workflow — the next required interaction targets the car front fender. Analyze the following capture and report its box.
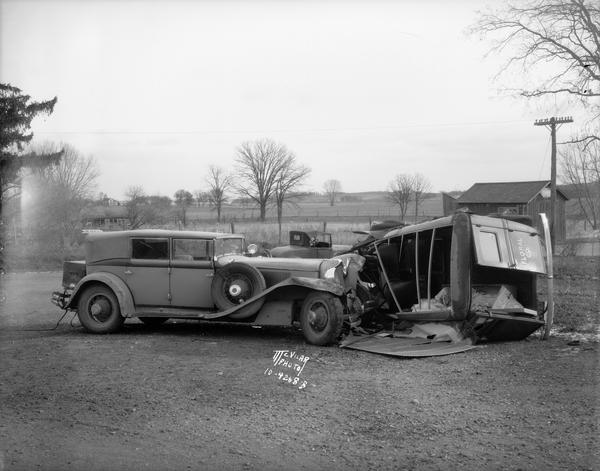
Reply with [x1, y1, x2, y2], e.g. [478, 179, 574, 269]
[200, 276, 345, 320]
[67, 272, 135, 317]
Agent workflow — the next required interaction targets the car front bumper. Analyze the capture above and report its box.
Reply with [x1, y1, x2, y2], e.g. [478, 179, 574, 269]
[51, 290, 71, 310]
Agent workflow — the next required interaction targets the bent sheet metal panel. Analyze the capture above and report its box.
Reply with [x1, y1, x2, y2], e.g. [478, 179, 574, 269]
[340, 326, 476, 357]
[340, 335, 475, 357]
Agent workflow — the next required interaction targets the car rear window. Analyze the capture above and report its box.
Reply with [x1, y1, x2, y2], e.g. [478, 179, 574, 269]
[131, 238, 169, 260]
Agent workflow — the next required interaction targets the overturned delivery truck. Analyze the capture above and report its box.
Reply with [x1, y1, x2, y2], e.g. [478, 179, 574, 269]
[350, 211, 554, 342]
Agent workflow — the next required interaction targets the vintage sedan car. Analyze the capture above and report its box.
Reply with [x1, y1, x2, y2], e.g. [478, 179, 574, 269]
[270, 230, 351, 259]
[51, 230, 364, 345]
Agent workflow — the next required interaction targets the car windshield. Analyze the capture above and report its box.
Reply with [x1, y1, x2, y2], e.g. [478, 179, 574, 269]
[214, 238, 245, 257]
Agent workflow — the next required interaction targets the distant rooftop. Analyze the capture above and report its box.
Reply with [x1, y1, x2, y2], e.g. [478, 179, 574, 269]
[457, 181, 568, 204]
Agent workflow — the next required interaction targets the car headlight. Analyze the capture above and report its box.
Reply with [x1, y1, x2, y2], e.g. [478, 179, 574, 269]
[319, 258, 344, 285]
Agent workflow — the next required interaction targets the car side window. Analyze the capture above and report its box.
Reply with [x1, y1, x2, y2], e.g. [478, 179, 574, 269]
[131, 238, 169, 260]
[173, 239, 212, 261]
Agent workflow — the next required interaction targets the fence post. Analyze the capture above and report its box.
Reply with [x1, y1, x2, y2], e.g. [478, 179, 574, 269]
[230, 221, 235, 233]
[323, 221, 327, 232]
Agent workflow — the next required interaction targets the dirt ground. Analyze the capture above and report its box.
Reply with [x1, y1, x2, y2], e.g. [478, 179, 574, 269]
[0, 271, 598, 471]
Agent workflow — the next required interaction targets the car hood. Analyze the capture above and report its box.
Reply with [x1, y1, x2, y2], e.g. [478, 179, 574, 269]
[215, 255, 325, 272]
[269, 245, 306, 256]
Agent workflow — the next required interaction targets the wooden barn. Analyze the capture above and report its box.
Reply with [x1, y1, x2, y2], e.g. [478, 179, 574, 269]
[446, 181, 568, 241]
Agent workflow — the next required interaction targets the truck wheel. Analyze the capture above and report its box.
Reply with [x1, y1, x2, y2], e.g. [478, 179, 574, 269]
[211, 262, 266, 319]
[300, 292, 344, 346]
[77, 285, 124, 334]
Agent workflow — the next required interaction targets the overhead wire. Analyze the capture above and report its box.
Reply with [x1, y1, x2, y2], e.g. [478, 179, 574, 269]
[34, 118, 532, 136]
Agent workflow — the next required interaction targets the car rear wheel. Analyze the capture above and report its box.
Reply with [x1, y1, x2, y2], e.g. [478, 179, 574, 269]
[77, 285, 124, 334]
[211, 262, 267, 319]
[300, 292, 344, 346]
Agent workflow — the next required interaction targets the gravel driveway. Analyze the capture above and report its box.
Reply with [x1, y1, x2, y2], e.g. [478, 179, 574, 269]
[0, 272, 598, 470]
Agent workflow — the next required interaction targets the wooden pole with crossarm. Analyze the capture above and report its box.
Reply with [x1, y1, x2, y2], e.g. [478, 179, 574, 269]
[534, 116, 573, 253]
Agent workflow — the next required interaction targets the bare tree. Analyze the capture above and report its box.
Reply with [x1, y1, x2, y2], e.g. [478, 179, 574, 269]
[561, 136, 600, 229]
[412, 173, 431, 223]
[472, 1, 599, 105]
[273, 157, 310, 243]
[387, 174, 414, 221]
[29, 142, 99, 249]
[174, 189, 194, 227]
[323, 179, 342, 207]
[205, 165, 231, 223]
[124, 185, 148, 229]
[33, 142, 97, 199]
[472, 0, 600, 144]
[235, 139, 293, 221]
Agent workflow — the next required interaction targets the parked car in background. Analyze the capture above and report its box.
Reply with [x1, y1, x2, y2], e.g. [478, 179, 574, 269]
[270, 230, 351, 258]
[51, 230, 364, 345]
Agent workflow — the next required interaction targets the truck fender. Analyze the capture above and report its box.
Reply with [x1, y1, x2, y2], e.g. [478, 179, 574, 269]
[67, 272, 135, 318]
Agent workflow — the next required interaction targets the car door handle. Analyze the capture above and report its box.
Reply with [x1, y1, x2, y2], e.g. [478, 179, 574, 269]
[124, 270, 133, 275]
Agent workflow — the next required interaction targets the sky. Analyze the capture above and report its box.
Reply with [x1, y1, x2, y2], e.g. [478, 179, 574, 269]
[0, 0, 588, 200]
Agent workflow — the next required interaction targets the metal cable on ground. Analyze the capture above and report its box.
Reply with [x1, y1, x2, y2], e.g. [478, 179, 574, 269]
[16, 309, 72, 332]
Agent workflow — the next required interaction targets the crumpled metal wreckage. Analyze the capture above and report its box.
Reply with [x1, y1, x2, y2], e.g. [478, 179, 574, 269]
[337, 212, 554, 358]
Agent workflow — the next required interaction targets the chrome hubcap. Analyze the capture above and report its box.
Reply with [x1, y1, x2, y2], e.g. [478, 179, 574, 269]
[307, 301, 329, 332]
[229, 284, 242, 296]
[89, 296, 112, 322]
[224, 275, 252, 304]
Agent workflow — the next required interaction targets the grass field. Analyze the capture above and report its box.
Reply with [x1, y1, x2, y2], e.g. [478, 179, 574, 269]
[181, 220, 371, 247]
[183, 192, 444, 227]
[550, 256, 600, 335]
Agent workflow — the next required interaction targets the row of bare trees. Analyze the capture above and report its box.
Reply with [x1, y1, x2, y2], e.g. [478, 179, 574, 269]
[121, 139, 311, 243]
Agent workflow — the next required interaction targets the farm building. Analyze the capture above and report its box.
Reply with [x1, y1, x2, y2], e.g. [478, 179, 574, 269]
[81, 204, 129, 231]
[444, 181, 568, 241]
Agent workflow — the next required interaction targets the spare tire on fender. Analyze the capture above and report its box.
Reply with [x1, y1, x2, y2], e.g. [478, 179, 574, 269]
[211, 262, 267, 319]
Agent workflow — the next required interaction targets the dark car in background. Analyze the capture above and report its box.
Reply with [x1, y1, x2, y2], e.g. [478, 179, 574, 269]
[270, 230, 351, 259]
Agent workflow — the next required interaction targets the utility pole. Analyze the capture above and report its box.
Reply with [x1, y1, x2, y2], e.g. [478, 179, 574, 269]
[534, 116, 573, 253]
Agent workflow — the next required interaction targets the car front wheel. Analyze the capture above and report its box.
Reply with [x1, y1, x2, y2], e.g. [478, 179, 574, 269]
[300, 292, 344, 346]
[77, 285, 124, 334]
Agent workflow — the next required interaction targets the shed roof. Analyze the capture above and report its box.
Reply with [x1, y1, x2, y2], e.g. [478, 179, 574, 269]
[457, 181, 568, 204]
